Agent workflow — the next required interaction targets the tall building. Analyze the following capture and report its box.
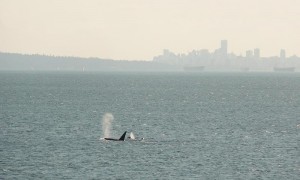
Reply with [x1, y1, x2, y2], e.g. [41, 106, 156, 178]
[246, 50, 253, 58]
[254, 48, 260, 59]
[280, 49, 286, 59]
[220, 40, 228, 56]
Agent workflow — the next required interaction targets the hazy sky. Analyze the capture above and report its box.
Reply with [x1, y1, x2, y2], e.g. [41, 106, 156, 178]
[0, 0, 299, 60]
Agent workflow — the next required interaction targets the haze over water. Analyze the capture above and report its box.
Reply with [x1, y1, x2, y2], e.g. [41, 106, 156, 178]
[1, 0, 300, 59]
[1, 72, 299, 179]
[1, 0, 299, 178]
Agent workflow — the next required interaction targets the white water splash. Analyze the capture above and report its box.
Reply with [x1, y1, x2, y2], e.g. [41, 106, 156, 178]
[102, 113, 114, 138]
[129, 132, 135, 139]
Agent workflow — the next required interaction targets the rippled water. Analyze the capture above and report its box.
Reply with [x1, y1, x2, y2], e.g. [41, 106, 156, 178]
[1, 72, 299, 179]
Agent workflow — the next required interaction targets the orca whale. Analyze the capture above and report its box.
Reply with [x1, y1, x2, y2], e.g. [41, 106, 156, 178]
[127, 132, 144, 141]
[104, 131, 127, 141]
[127, 136, 144, 141]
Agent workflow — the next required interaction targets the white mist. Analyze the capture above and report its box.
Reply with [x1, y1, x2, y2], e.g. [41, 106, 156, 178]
[102, 113, 114, 138]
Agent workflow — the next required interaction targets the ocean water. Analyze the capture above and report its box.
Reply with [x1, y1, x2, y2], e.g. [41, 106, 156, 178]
[0, 72, 299, 179]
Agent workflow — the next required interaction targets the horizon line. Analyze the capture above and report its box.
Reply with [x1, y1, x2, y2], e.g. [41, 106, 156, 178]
[1, 49, 299, 61]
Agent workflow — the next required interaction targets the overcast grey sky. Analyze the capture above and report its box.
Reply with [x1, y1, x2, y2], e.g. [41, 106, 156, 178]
[0, 0, 299, 60]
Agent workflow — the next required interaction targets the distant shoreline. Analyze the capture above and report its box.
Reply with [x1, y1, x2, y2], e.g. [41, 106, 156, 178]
[0, 52, 299, 72]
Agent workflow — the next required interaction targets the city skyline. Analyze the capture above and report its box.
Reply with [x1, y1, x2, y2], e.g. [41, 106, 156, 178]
[1, 39, 300, 72]
[153, 40, 300, 72]
[1, 39, 298, 61]
[1, 0, 299, 60]
[154, 40, 298, 60]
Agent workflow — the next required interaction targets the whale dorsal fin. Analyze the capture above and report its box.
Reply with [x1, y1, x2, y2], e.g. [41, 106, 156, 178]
[119, 131, 127, 141]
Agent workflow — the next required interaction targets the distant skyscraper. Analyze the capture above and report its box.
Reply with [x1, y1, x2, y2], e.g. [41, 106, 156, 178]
[220, 40, 228, 56]
[246, 50, 253, 58]
[280, 49, 286, 59]
[254, 48, 260, 59]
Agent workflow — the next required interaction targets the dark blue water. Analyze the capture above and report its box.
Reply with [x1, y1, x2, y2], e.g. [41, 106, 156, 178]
[1, 72, 299, 179]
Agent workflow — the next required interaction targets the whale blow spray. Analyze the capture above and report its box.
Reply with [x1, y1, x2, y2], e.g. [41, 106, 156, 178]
[102, 113, 114, 138]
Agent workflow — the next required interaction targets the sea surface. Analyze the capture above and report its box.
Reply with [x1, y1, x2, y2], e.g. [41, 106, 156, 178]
[1, 72, 299, 179]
